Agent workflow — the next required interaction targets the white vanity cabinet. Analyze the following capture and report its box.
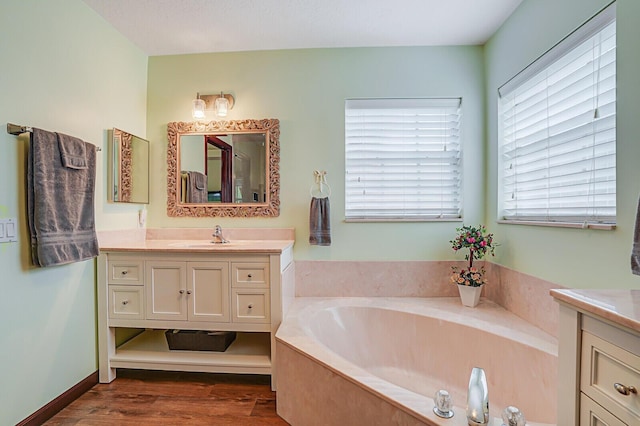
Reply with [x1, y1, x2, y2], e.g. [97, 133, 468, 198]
[553, 290, 640, 426]
[97, 244, 294, 389]
[145, 260, 229, 322]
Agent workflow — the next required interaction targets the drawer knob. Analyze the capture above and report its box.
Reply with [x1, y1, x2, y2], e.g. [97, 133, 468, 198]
[614, 383, 637, 395]
[122, 300, 129, 305]
[248, 304, 253, 309]
[247, 274, 253, 279]
[121, 270, 128, 275]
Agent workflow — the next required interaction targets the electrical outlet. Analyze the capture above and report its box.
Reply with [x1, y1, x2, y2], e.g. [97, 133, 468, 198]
[138, 209, 147, 228]
[0, 218, 17, 243]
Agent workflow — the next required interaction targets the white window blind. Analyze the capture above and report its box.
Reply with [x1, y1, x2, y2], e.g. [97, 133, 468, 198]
[499, 3, 616, 225]
[345, 98, 462, 221]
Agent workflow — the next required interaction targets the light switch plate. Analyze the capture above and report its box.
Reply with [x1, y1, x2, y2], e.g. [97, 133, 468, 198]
[0, 218, 17, 243]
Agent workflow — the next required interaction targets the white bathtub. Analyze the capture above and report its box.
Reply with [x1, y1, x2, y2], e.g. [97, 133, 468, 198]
[275, 297, 557, 426]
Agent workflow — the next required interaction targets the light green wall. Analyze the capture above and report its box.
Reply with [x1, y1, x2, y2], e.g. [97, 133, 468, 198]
[0, 1, 147, 424]
[4, 1, 637, 421]
[485, 0, 640, 288]
[147, 46, 485, 260]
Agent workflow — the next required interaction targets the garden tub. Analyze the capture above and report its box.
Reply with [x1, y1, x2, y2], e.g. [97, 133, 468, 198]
[275, 297, 557, 425]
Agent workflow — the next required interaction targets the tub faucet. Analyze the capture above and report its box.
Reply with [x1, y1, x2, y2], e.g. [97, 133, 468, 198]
[467, 367, 489, 425]
[212, 225, 229, 244]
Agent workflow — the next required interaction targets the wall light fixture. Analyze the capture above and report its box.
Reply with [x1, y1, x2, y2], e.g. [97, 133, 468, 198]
[191, 92, 235, 119]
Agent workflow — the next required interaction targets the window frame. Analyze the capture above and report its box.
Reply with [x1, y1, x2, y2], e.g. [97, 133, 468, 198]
[497, 2, 617, 230]
[344, 97, 463, 222]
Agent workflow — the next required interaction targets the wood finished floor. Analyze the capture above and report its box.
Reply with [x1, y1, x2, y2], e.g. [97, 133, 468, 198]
[44, 370, 290, 425]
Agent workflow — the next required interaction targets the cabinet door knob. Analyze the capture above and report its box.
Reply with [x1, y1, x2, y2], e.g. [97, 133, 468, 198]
[186, 290, 192, 295]
[248, 304, 253, 309]
[614, 383, 637, 395]
[121, 270, 128, 275]
[247, 274, 252, 279]
[179, 289, 185, 294]
[122, 300, 129, 305]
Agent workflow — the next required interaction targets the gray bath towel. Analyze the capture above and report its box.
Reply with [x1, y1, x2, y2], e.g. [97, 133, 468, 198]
[58, 132, 88, 169]
[309, 197, 331, 246]
[632, 195, 640, 275]
[27, 128, 99, 267]
[187, 171, 208, 203]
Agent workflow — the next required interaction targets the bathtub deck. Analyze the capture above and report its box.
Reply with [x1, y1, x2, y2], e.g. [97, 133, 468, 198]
[275, 297, 557, 426]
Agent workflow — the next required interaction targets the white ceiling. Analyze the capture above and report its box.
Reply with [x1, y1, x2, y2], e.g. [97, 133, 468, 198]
[82, 0, 524, 56]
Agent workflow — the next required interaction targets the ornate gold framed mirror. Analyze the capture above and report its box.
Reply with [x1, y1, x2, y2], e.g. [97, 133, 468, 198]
[167, 119, 280, 217]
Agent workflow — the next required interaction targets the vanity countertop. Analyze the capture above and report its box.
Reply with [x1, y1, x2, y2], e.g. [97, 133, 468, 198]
[551, 289, 640, 334]
[99, 239, 294, 254]
[97, 227, 295, 254]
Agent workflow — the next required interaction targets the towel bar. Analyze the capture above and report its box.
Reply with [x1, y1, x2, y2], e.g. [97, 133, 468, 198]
[7, 123, 101, 151]
[7, 123, 32, 135]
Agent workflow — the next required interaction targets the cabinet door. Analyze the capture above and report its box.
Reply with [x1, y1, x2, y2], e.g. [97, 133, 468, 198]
[108, 258, 143, 285]
[232, 262, 269, 288]
[109, 285, 144, 319]
[146, 261, 187, 320]
[187, 262, 230, 323]
[232, 289, 270, 323]
[580, 393, 627, 426]
[581, 331, 640, 424]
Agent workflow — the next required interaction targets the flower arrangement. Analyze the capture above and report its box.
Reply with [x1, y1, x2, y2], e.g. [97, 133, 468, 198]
[450, 225, 496, 287]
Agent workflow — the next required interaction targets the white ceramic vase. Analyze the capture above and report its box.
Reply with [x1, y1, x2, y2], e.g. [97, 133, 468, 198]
[457, 284, 483, 307]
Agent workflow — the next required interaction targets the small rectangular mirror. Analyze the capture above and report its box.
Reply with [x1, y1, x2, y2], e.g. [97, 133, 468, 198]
[108, 128, 150, 204]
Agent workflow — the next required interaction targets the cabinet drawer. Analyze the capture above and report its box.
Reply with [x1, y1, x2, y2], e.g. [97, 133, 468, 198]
[232, 289, 270, 323]
[580, 393, 626, 426]
[108, 259, 143, 285]
[581, 331, 640, 424]
[109, 285, 144, 319]
[232, 263, 269, 288]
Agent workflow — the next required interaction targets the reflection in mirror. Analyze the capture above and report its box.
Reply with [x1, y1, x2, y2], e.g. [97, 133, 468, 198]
[167, 119, 279, 217]
[180, 133, 266, 203]
[108, 128, 149, 204]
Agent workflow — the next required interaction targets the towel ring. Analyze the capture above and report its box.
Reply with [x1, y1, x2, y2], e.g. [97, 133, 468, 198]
[310, 170, 331, 198]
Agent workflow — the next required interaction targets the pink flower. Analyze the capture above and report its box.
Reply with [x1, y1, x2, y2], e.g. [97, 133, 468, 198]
[480, 240, 486, 247]
[467, 237, 476, 243]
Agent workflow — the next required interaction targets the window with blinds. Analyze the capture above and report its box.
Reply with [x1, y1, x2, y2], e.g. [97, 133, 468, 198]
[345, 98, 462, 221]
[498, 3, 616, 226]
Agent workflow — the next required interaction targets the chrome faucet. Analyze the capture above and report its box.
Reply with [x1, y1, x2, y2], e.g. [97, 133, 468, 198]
[467, 367, 489, 425]
[212, 225, 229, 244]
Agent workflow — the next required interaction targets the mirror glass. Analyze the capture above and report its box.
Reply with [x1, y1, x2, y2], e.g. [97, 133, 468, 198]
[167, 119, 280, 217]
[108, 128, 149, 204]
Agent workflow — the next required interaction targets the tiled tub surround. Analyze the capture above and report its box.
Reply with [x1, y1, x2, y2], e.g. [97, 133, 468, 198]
[295, 260, 562, 337]
[275, 297, 558, 426]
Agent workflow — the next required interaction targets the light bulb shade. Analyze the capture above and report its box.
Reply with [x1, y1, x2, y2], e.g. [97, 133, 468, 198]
[215, 96, 229, 117]
[192, 98, 206, 119]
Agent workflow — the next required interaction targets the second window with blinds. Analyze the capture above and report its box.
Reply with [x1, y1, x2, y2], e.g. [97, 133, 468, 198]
[498, 3, 616, 228]
[345, 98, 462, 221]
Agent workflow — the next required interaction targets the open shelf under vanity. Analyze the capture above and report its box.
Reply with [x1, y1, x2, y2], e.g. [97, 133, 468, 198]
[112, 330, 272, 374]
